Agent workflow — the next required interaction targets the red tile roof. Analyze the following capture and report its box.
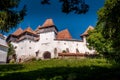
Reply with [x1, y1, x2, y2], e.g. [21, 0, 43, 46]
[58, 53, 84, 56]
[12, 28, 23, 36]
[80, 25, 94, 36]
[58, 53, 97, 57]
[12, 27, 37, 36]
[0, 34, 3, 36]
[35, 25, 41, 32]
[57, 29, 72, 40]
[0, 34, 5, 38]
[35, 19, 55, 30]
[23, 27, 36, 34]
[42, 18, 54, 27]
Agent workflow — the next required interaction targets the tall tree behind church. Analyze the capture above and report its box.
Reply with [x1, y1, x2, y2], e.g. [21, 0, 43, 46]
[87, 0, 120, 62]
[0, 0, 26, 33]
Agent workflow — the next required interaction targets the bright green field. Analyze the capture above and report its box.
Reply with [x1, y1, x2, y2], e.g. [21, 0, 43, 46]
[0, 58, 120, 80]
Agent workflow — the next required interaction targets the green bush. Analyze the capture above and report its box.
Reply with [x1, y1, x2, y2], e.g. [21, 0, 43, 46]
[62, 50, 66, 53]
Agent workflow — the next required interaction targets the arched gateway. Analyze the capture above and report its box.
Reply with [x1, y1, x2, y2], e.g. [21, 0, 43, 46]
[43, 51, 51, 59]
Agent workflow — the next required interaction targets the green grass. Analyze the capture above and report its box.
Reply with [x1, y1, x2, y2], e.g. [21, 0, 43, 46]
[0, 58, 120, 80]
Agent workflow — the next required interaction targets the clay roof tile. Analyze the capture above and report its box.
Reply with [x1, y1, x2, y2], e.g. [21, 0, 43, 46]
[81, 25, 94, 36]
[57, 29, 72, 40]
[42, 18, 54, 27]
[12, 28, 23, 36]
[24, 27, 36, 34]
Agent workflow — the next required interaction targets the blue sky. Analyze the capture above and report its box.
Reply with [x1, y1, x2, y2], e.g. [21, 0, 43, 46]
[8, 0, 105, 39]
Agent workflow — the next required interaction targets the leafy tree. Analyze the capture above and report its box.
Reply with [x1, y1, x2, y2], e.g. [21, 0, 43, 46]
[87, 23, 113, 54]
[41, 0, 89, 14]
[8, 43, 15, 56]
[87, 0, 120, 62]
[0, 0, 26, 33]
[7, 43, 16, 63]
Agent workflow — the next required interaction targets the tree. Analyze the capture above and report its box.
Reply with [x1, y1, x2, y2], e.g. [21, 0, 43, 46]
[41, 0, 89, 14]
[87, 23, 113, 54]
[8, 43, 15, 56]
[7, 43, 16, 63]
[87, 0, 120, 62]
[0, 0, 26, 33]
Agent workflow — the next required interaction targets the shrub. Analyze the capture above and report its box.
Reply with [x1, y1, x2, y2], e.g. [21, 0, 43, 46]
[62, 50, 66, 53]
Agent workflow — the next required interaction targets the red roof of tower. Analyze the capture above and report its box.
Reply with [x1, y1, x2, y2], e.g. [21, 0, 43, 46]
[36, 19, 58, 31]
[57, 29, 72, 40]
[23, 27, 36, 34]
[12, 28, 23, 36]
[80, 25, 94, 36]
[42, 18, 54, 27]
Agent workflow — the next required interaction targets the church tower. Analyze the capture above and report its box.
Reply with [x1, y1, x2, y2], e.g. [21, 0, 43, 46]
[80, 25, 94, 44]
[35, 19, 58, 42]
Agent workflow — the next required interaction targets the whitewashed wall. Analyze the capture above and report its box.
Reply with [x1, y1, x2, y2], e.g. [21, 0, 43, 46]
[11, 31, 94, 60]
[37, 32, 56, 58]
[0, 46, 8, 63]
[14, 39, 38, 60]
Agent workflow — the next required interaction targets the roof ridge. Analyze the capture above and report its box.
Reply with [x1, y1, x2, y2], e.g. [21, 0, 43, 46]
[42, 18, 54, 27]
[12, 27, 23, 36]
[57, 29, 72, 40]
[23, 27, 36, 34]
[80, 25, 94, 36]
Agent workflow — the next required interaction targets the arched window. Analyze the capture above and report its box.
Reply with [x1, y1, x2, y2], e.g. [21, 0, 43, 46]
[36, 50, 39, 57]
[76, 48, 79, 53]
[54, 48, 57, 58]
[66, 48, 69, 53]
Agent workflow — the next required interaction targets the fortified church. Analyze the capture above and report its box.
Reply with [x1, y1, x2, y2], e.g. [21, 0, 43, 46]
[7, 19, 95, 61]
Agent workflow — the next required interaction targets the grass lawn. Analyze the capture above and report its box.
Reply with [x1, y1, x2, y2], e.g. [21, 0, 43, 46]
[0, 58, 120, 80]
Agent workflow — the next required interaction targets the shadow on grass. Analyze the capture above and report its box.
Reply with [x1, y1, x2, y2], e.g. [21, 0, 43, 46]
[0, 65, 120, 80]
[0, 64, 24, 72]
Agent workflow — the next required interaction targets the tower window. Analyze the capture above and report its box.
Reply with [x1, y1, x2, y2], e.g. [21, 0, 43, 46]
[29, 47, 31, 49]
[76, 44, 78, 46]
[76, 48, 79, 53]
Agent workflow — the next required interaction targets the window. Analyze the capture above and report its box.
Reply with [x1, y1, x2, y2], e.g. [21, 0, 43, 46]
[76, 48, 79, 53]
[29, 47, 31, 49]
[76, 44, 78, 46]
[36, 50, 39, 57]
[54, 48, 57, 58]
[66, 48, 69, 53]
[14, 46, 17, 49]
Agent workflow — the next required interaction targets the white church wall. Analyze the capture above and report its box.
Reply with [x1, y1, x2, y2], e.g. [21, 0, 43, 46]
[14, 39, 38, 59]
[40, 32, 56, 43]
[54, 40, 87, 53]
[0, 46, 8, 63]
[10, 30, 94, 60]
[36, 32, 56, 58]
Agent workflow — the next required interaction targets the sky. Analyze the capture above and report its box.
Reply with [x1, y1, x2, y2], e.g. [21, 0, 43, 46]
[8, 0, 105, 39]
